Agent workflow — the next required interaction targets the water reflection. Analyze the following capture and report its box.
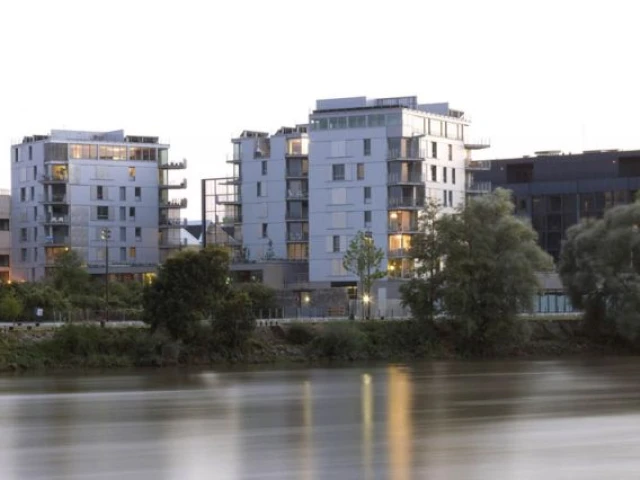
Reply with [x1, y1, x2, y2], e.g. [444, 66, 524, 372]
[0, 360, 639, 479]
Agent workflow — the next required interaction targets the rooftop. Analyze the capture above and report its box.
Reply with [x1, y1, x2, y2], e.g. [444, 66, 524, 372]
[19, 130, 166, 146]
[313, 95, 465, 118]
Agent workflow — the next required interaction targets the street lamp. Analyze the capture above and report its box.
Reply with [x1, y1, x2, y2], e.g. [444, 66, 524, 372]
[100, 227, 111, 327]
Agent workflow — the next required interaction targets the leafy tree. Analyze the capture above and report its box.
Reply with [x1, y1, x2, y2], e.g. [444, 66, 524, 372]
[49, 249, 92, 296]
[342, 231, 386, 319]
[233, 282, 277, 316]
[211, 291, 256, 350]
[12, 282, 71, 320]
[559, 201, 640, 343]
[142, 246, 233, 341]
[437, 189, 553, 352]
[400, 197, 444, 331]
[0, 290, 23, 321]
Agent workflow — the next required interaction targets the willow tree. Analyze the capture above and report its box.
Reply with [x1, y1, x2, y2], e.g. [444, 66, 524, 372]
[343, 231, 386, 319]
[560, 200, 640, 343]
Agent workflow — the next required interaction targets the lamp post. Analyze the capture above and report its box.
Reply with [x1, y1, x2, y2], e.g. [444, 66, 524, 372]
[100, 227, 111, 327]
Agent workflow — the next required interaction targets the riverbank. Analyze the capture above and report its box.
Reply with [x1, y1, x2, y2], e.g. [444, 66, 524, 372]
[0, 319, 634, 372]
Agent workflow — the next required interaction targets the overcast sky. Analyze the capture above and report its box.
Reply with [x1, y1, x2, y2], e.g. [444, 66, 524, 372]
[2, 0, 638, 219]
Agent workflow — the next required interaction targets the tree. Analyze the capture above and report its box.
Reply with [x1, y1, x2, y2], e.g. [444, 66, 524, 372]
[49, 249, 92, 296]
[143, 246, 232, 341]
[400, 197, 444, 331]
[437, 189, 553, 352]
[233, 282, 277, 317]
[0, 290, 23, 321]
[343, 231, 386, 319]
[559, 200, 640, 343]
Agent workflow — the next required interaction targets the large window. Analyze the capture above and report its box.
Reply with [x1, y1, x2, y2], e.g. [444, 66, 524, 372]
[69, 144, 98, 159]
[364, 186, 371, 203]
[332, 164, 345, 181]
[287, 243, 308, 260]
[97, 206, 109, 220]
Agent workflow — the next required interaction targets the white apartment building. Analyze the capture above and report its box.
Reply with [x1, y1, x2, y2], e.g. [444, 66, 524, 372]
[11, 130, 187, 282]
[205, 95, 487, 303]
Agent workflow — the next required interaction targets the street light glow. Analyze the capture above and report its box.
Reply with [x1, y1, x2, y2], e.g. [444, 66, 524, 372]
[363, 294, 370, 304]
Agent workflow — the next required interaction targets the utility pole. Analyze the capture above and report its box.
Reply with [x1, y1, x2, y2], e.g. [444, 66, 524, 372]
[101, 227, 111, 327]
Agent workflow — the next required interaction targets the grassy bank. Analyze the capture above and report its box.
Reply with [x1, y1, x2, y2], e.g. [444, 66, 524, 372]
[0, 318, 633, 372]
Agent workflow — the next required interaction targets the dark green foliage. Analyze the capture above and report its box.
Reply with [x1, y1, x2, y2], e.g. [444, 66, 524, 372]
[307, 323, 367, 359]
[286, 323, 317, 345]
[233, 282, 277, 315]
[560, 201, 640, 343]
[0, 290, 23, 321]
[212, 292, 256, 350]
[143, 246, 231, 341]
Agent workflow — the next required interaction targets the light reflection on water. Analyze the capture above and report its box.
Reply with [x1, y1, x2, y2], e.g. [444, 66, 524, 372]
[0, 359, 639, 479]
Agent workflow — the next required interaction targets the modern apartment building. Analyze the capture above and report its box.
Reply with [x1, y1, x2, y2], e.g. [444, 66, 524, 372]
[471, 149, 640, 260]
[204, 95, 487, 306]
[11, 130, 186, 282]
[0, 190, 11, 282]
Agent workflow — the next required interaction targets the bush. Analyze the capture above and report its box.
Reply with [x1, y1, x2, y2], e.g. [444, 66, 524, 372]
[286, 323, 317, 345]
[307, 323, 366, 359]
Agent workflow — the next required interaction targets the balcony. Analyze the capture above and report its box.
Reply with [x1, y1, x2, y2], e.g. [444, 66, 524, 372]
[465, 159, 491, 170]
[44, 235, 69, 246]
[388, 248, 410, 258]
[285, 169, 308, 178]
[159, 179, 187, 189]
[226, 154, 241, 164]
[388, 222, 418, 233]
[44, 215, 70, 225]
[39, 194, 68, 204]
[286, 190, 309, 200]
[286, 212, 309, 221]
[221, 177, 241, 185]
[159, 198, 188, 209]
[221, 215, 243, 224]
[387, 149, 426, 161]
[388, 197, 423, 209]
[216, 194, 241, 204]
[159, 218, 187, 228]
[464, 138, 491, 150]
[466, 181, 492, 193]
[285, 151, 308, 158]
[287, 232, 309, 242]
[159, 158, 187, 169]
[40, 173, 68, 184]
[387, 173, 424, 185]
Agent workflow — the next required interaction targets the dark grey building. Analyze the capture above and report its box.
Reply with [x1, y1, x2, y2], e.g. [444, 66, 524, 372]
[470, 149, 640, 260]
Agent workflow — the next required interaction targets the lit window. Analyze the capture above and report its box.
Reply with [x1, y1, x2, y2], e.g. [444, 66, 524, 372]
[357, 163, 365, 180]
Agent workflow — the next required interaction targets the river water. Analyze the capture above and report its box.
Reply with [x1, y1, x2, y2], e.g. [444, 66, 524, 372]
[0, 359, 639, 479]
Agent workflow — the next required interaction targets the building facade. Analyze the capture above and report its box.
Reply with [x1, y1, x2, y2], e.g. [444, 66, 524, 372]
[471, 149, 640, 259]
[0, 190, 11, 282]
[204, 95, 487, 308]
[11, 130, 186, 282]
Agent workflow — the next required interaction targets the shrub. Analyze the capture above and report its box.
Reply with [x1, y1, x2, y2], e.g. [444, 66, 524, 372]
[307, 323, 366, 359]
[286, 323, 317, 345]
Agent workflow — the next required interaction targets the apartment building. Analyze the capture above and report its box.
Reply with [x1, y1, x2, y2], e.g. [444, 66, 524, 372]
[204, 96, 487, 307]
[11, 130, 186, 282]
[0, 190, 10, 282]
[471, 149, 640, 260]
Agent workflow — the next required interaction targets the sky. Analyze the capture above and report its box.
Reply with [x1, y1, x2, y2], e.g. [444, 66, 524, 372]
[2, 0, 639, 220]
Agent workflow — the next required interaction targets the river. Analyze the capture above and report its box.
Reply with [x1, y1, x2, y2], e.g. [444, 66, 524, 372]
[0, 359, 639, 479]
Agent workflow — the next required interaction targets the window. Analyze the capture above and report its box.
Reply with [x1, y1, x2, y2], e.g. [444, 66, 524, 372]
[332, 164, 345, 181]
[97, 185, 104, 200]
[257, 181, 262, 197]
[21, 248, 27, 262]
[357, 163, 365, 180]
[129, 207, 136, 219]
[331, 188, 347, 205]
[431, 165, 437, 182]
[443, 167, 447, 183]
[0, 219, 8, 231]
[449, 190, 453, 206]
[33, 247, 38, 262]
[120, 227, 126, 242]
[431, 142, 438, 159]
[262, 223, 268, 238]
[452, 168, 456, 185]
[120, 247, 126, 262]
[120, 187, 126, 201]
[262, 161, 267, 175]
[33, 166, 37, 180]
[0, 255, 10, 267]
[30, 186, 34, 201]
[448, 144, 453, 161]
[28, 146, 32, 161]
[364, 186, 371, 203]
[129, 247, 136, 259]
[364, 138, 371, 156]
[119, 206, 126, 221]
[97, 206, 109, 220]
[33, 206, 37, 221]
[135, 187, 141, 201]
[332, 235, 340, 252]
[14, 148, 19, 163]
[364, 210, 372, 227]
[348, 116, 366, 128]
[20, 188, 26, 202]
[128, 167, 136, 180]
[135, 227, 141, 241]
[33, 226, 37, 241]
[443, 190, 448, 207]
[20, 228, 27, 242]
